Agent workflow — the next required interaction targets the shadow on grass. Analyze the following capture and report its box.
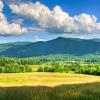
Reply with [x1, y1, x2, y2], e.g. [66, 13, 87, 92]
[0, 82, 100, 100]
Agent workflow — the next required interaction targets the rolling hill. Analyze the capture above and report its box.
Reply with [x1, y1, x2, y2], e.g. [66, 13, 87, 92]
[0, 42, 31, 52]
[0, 37, 100, 57]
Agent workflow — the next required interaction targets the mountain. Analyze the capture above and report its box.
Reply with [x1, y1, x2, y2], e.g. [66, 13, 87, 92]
[0, 42, 31, 52]
[0, 37, 100, 57]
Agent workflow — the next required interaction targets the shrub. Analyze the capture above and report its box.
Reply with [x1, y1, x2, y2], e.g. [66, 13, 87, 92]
[37, 67, 44, 72]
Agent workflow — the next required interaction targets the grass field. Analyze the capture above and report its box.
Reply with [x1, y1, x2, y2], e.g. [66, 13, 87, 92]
[0, 73, 100, 100]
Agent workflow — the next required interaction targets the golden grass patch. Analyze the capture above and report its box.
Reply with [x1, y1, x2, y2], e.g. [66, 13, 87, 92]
[0, 73, 100, 87]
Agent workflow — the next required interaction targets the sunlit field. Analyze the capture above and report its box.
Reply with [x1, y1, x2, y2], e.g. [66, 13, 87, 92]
[0, 73, 100, 87]
[0, 73, 100, 100]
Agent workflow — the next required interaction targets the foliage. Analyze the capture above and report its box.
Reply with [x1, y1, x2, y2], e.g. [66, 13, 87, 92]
[0, 55, 100, 75]
[0, 58, 33, 73]
[37, 62, 100, 75]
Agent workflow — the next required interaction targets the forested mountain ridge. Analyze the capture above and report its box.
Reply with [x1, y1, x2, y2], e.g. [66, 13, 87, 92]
[0, 37, 100, 57]
[0, 42, 31, 52]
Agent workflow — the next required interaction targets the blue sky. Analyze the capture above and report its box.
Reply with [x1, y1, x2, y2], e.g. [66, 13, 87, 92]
[0, 0, 100, 43]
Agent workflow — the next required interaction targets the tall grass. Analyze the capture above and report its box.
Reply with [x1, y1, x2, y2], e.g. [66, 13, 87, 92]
[0, 73, 100, 100]
[0, 82, 100, 100]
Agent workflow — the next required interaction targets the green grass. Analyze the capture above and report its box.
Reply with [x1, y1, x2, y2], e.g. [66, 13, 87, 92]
[0, 82, 100, 100]
[0, 73, 100, 100]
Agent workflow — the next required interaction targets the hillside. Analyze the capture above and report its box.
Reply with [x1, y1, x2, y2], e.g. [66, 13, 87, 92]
[0, 37, 100, 57]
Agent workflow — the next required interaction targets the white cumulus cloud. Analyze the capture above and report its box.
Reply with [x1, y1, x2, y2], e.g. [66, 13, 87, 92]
[0, 0, 27, 36]
[10, 1, 100, 35]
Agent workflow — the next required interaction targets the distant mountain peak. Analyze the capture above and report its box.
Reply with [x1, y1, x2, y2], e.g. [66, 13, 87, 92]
[54, 37, 85, 41]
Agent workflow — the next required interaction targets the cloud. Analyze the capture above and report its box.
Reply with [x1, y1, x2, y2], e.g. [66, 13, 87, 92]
[32, 35, 46, 42]
[12, 18, 24, 25]
[10, 1, 100, 36]
[0, 0, 4, 11]
[27, 26, 46, 33]
[6, 0, 31, 5]
[0, 0, 27, 36]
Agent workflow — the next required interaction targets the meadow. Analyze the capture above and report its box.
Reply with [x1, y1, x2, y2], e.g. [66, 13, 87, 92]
[0, 56, 100, 100]
[0, 73, 100, 100]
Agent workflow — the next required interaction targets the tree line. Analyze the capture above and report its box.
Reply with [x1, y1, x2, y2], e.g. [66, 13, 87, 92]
[0, 58, 33, 73]
[37, 62, 100, 75]
[0, 55, 100, 75]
